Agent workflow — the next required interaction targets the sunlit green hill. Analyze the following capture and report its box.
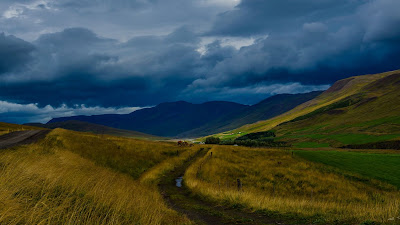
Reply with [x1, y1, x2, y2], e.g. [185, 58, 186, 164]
[213, 69, 400, 148]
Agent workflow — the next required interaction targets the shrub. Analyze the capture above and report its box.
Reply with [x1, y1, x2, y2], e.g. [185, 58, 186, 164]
[205, 137, 221, 144]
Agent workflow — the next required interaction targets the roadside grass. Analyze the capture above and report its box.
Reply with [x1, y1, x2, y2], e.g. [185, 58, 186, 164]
[185, 145, 400, 224]
[296, 150, 400, 188]
[0, 128, 192, 224]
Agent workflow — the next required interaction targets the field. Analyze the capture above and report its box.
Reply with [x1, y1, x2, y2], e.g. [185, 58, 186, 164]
[296, 150, 400, 188]
[184, 145, 400, 224]
[0, 128, 197, 225]
[1, 124, 400, 224]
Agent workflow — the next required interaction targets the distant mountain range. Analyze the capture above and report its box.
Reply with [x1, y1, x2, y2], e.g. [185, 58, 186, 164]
[47, 92, 322, 137]
[178, 91, 322, 137]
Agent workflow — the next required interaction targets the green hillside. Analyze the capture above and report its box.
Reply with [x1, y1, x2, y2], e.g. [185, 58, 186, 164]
[212, 69, 400, 148]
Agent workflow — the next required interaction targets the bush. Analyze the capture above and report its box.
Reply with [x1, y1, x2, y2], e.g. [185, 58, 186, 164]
[220, 139, 235, 145]
[234, 140, 290, 148]
[236, 131, 276, 141]
[205, 137, 221, 144]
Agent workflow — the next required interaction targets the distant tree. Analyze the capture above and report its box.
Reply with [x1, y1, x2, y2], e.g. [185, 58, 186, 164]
[205, 137, 220, 144]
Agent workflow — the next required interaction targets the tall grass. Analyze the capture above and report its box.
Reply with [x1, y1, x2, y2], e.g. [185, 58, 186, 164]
[0, 129, 192, 224]
[48, 129, 190, 179]
[140, 147, 200, 185]
[185, 145, 400, 223]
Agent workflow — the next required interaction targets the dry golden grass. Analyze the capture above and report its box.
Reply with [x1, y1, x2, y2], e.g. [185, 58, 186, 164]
[185, 145, 400, 223]
[47, 129, 191, 179]
[0, 129, 192, 225]
[140, 147, 199, 185]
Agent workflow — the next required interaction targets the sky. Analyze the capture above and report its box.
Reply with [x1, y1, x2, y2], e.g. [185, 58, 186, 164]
[1, 0, 400, 123]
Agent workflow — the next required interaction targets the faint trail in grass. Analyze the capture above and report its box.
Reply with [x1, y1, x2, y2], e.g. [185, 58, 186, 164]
[159, 148, 291, 225]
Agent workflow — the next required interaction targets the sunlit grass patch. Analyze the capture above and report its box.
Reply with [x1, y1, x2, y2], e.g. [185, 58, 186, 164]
[185, 145, 400, 223]
[0, 139, 191, 224]
[47, 128, 190, 179]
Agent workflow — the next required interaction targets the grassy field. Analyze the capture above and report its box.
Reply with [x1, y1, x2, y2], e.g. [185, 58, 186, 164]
[48, 129, 190, 179]
[0, 128, 195, 225]
[2, 122, 400, 224]
[296, 150, 400, 188]
[184, 145, 400, 224]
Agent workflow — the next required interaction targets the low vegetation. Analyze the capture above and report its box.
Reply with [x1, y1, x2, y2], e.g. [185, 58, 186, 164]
[0, 128, 192, 224]
[48, 129, 189, 179]
[2, 106, 400, 224]
[185, 145, 400, 224]
[205, 136, 221, 144]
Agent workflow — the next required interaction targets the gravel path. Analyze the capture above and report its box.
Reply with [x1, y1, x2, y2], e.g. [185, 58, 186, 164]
[0, 130, 50, 149]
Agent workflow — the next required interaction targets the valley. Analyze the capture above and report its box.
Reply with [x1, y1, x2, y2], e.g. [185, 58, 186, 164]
[1, 70, 400, 224]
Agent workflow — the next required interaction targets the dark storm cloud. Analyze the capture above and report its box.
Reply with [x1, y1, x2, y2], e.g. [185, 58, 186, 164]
[189, 0, 400, 90]
[0, 27, 203, 107]
[1, 0, 400, 124]
[0, 33, 35, 74]
[208, 0, 365, 36]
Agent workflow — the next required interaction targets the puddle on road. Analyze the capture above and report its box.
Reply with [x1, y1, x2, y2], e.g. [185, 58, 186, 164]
[175, 177, 183, 187]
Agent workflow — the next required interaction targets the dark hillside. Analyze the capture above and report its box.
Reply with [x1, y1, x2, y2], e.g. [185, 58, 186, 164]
[180, 91, 322, 137]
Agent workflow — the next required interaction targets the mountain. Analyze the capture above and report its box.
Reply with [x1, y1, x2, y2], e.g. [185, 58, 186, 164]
[179, 91, 322, 138]
[48, 101, 248, 137]
[26, 120, 161, 139]
[214, 69, 400, 148]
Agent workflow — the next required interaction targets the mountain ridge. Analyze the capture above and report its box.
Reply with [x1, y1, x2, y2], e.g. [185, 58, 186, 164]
[48, 93, 321, 137]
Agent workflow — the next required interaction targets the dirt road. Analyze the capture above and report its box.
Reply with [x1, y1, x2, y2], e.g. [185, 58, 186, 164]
[0, 130, 50, 149]
[159, 148, 294, 225]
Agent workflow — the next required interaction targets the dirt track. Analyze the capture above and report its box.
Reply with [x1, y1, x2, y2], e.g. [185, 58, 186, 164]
[0, 130, 50, 149]
[159, 148, 292, 225]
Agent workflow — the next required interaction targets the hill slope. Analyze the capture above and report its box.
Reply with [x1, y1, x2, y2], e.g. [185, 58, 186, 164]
[215, 69, 400, 147]
[26, 120, 160, 139]
[179, 91, 322, 138]
[49, 101, 248, 137]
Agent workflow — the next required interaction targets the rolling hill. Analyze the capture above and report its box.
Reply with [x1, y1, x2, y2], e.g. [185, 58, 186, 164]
[213, 69, 400, 148]
[26, 120, 161, 139]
